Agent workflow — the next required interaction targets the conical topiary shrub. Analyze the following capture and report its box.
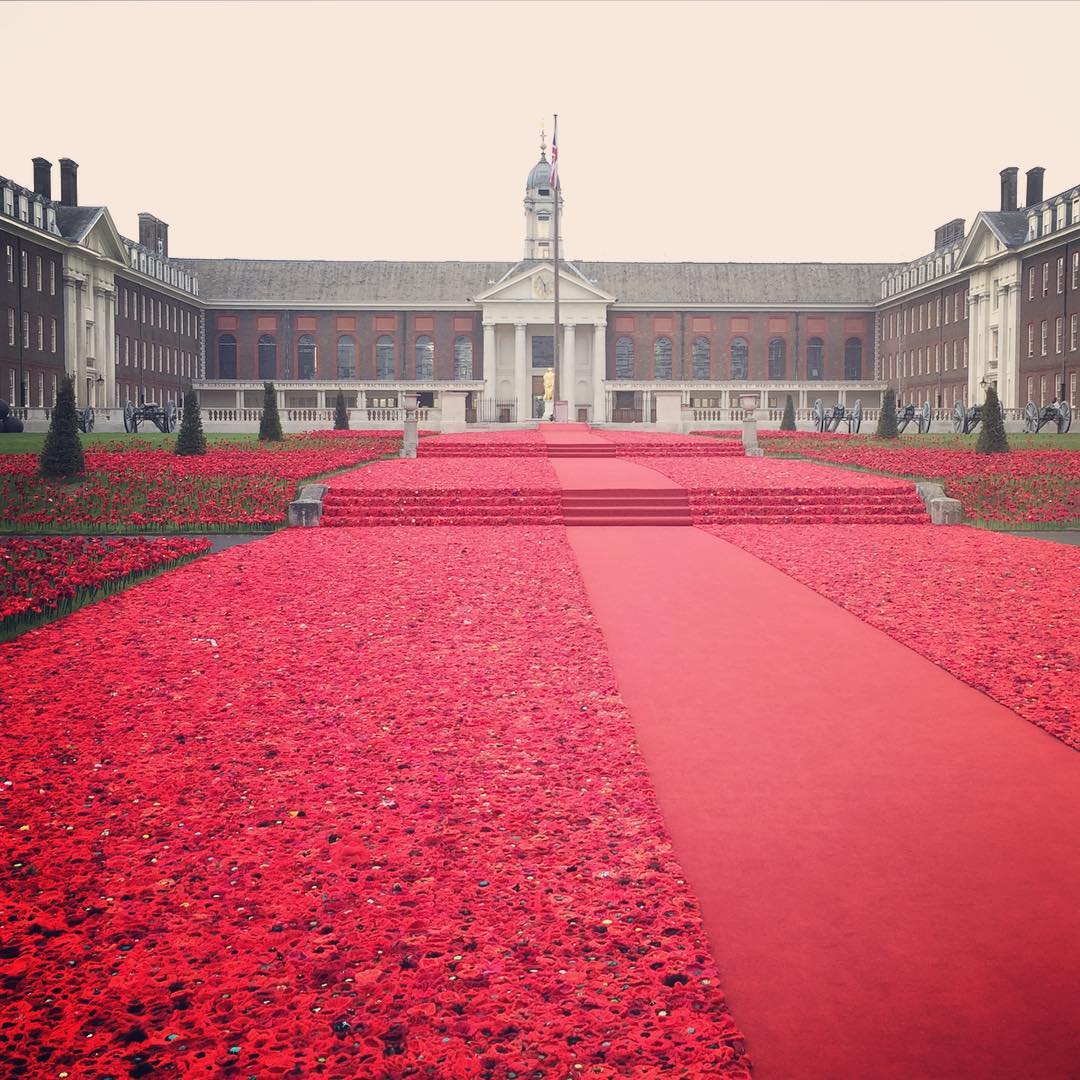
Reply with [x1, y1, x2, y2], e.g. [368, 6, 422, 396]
[259, 381, 284, 442]
[39, 374, 85, 479]
[333, 391, 350, 430]
[175, 389, 207, 456]
[779, 394, 796, 431]
[976, 384, 1009, 453]
[876, 387, 899, 439]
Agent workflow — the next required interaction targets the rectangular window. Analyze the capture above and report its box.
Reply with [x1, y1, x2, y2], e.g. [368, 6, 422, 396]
[963, 340, 968, 367]
[1043, 262, 1049, 296]
[935, 344, 940, 372]
[1028, 323, 1035, 357]
[124, 337, 129, 365]
[22, 312, 30, 349]
[50, 260, 56, 295]
[1029, 268, 1036, 300]
[50, 318, 56, 353]
[141, 294, 146, 323]
[1056, 316, 1064, 353]
[902, 308, 908, 335]
[4, 245, 11, 283]
[1040, 376, 1047, 405]
[6, 308, 13, 346]
[992, 329, 999, 360]
[37, 373, 44, 408]
[1041, 320, 1048, 355]
[157, 300, 162, 326]
[954, 292, 960, 321]
[1057, 257, 1065, 294]
[20, 251, 28, 287]
[51, 374, 57, 406]
[1073, 253, 1079, 290]
[992, 280, 999, 310]
[35, 256, 42, 291]
[1072, 314, 1078, 351]
[936, 297, 942, 325]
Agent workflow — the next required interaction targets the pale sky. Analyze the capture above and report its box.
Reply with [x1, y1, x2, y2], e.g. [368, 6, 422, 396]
[6, 0, 1080, 265]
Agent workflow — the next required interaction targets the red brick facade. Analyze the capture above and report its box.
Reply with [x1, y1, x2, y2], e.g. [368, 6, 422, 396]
[1018, 241, 1080, 405]
[1, 226, 65, 407]
[604, 311, 873, 382]
[879, 282, 969, 408]
[113, 275, 202, 407]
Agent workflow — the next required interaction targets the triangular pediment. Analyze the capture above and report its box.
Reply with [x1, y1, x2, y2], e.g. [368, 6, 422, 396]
[82, 209, 129, 263]
[475, 261, 615, 303]
[955, 211, 1027, 269]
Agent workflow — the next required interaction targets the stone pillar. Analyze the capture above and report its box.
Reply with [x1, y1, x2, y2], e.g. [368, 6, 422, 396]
[592, 322, 606, 423]
[514, 322, 529, 421]
[483, 322, 497, 408]
[563, 322, 576, 419]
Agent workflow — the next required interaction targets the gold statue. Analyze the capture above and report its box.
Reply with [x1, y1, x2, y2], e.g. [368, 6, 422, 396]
[543, 368, 555, 401]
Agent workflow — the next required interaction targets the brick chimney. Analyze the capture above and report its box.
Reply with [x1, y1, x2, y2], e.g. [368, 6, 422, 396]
[138, 212, 169, 258]
[999, 167, 1018, 212]
[59, 158, 78, 206]
[1025, 167, 1045, 208]
[32, 157, 52, 200]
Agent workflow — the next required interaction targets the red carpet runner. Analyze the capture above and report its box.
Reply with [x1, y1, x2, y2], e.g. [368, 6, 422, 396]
[568, 525, 1080, 1080]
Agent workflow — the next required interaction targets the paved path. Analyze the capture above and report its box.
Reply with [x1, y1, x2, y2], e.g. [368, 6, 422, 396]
[569, 524, 1080, 1080]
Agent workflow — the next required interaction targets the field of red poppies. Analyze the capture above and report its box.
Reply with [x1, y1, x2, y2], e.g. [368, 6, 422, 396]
[754, 432, 1080, 527]
[0, 535, 210, 639]
[0, 527, 750, 1078]
[707, 524, 1080, 749]
[0, 433, 401, 532]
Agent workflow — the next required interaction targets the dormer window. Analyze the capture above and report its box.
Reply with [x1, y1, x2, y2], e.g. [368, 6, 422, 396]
[32, 201, 43, 228]
[18, 194, 28, 222]
[1028, 213, 1038, 240]
[46, 208, 56, 232]
[2, 187, 12, 216]
[1042, 207, 1052, 234]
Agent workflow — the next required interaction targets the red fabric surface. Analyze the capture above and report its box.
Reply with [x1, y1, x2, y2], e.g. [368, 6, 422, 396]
[551, 457, 683, 491]
[569, 525, 1080, 1080]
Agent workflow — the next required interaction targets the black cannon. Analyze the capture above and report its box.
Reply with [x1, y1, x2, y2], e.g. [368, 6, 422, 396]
[952, 401, 984, 435]
[0, 399, 24, 434]
[123, 399, 177, 434]
[896, 401, 932, 434]
[1023, 399, 1072, 434]
[813, 398, 862, 434]
[77, 407, 95, 434]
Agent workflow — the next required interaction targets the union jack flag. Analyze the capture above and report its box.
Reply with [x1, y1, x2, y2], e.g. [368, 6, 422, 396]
[550, 116, 559, 190]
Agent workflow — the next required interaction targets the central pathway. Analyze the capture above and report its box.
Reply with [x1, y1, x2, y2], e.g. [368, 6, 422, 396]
[568, 523, 1080, 1080]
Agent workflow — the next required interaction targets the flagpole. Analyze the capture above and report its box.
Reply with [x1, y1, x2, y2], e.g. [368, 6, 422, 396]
[552, 113, 560, 420]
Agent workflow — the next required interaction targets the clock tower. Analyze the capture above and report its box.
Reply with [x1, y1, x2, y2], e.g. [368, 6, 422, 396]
[523, 133, 563, 260]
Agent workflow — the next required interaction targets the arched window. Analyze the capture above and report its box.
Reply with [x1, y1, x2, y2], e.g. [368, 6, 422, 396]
[257, 334, 276, 380]
[298, 334, 317, 380]
[336, 335, 356, 378]
[806, 337, 824, 380]
[730, 337, 748, 379]
[415, 335, 433, 379]
[217, 334, 237, 379]
[844, 337, 863, 380]
[692, 337, 711, 380]
[615, 337, 634, 379]
[654, 337, 673, 379]
[453, 336, 473, 380]
[768, 338, 786, 380]
[376, 335, 395, 380]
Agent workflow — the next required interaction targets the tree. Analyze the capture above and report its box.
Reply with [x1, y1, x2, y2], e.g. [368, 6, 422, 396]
[38, 374, 85, 479]
[875, 387, 899, 439]
[333, 390, 350, 430]
[976, 384, 1010, 454]
[258, 381, 284, 442]
[175, 389, 208, 456]
[779, 394, 796, 431]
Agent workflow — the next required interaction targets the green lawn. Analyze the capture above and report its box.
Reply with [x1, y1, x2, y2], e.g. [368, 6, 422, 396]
[842, 432, 1080, 451]
[0, 431, 261, 454]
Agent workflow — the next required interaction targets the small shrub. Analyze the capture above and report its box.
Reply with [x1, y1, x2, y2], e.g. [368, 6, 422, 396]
[334, 391, 350, 430]
[779, 395, 796, 431]
[876, 388, 899, 439]
[39, 374, 85, 479]
[976, 385, 1010, 454]
[259, 382, 284, 442]
[175, 390, 208, 456]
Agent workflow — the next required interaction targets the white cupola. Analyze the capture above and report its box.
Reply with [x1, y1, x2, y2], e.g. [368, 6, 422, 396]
[524, 132, 563, 260]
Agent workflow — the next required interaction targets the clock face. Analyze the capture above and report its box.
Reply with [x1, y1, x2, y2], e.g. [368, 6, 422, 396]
[533, 274, 552, 298]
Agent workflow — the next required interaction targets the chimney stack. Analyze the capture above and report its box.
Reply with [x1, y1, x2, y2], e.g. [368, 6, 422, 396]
[1025, 166, 1045, 208]
[999, 167, 1018, 212]
[138, 212, 169, 259]
[32, 157, 52, 200]
[59, 158, 79, 206]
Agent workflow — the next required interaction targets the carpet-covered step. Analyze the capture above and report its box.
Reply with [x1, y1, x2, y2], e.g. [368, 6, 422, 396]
[614, 445, 745, 457]
[561, 488, 693, 526]
[696, 513, 930, 525]
[321, 489, 564, 526]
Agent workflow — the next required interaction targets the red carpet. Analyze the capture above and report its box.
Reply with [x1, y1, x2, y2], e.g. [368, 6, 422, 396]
[568, 525, 1080, 1080]
[551, 458, 692, 525]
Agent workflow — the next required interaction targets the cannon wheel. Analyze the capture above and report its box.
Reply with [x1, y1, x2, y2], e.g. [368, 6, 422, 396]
[163, 400, 178, 434]
[917, 400, 932, 434]
[1058, 400, 1073, 434]
[812, 399, 825, 433]
[82, 407, 95, 434]
[1023, 401, 1040, 434]
[953, 400, 966, 434]
[123, 400, 137, 433]
[850, 399, 862, 434]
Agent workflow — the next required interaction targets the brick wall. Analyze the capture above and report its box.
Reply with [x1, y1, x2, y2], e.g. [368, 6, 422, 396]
[1019, 240, 1080, 405]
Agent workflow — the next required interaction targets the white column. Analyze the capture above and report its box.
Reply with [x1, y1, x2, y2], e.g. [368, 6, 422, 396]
[563, 322, 576, 418]
[514, 322, 529, 421]
[592, 322, 606, 423]
[483, 322, 497, 407]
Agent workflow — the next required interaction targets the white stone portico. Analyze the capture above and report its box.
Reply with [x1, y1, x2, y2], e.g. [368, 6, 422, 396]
[474, 262, 614, 422]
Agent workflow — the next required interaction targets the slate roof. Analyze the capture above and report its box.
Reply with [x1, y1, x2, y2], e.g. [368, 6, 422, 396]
[55, 205, 105, 244]
[981, 211, 1031, 249]
[176, 257, 896, 307]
